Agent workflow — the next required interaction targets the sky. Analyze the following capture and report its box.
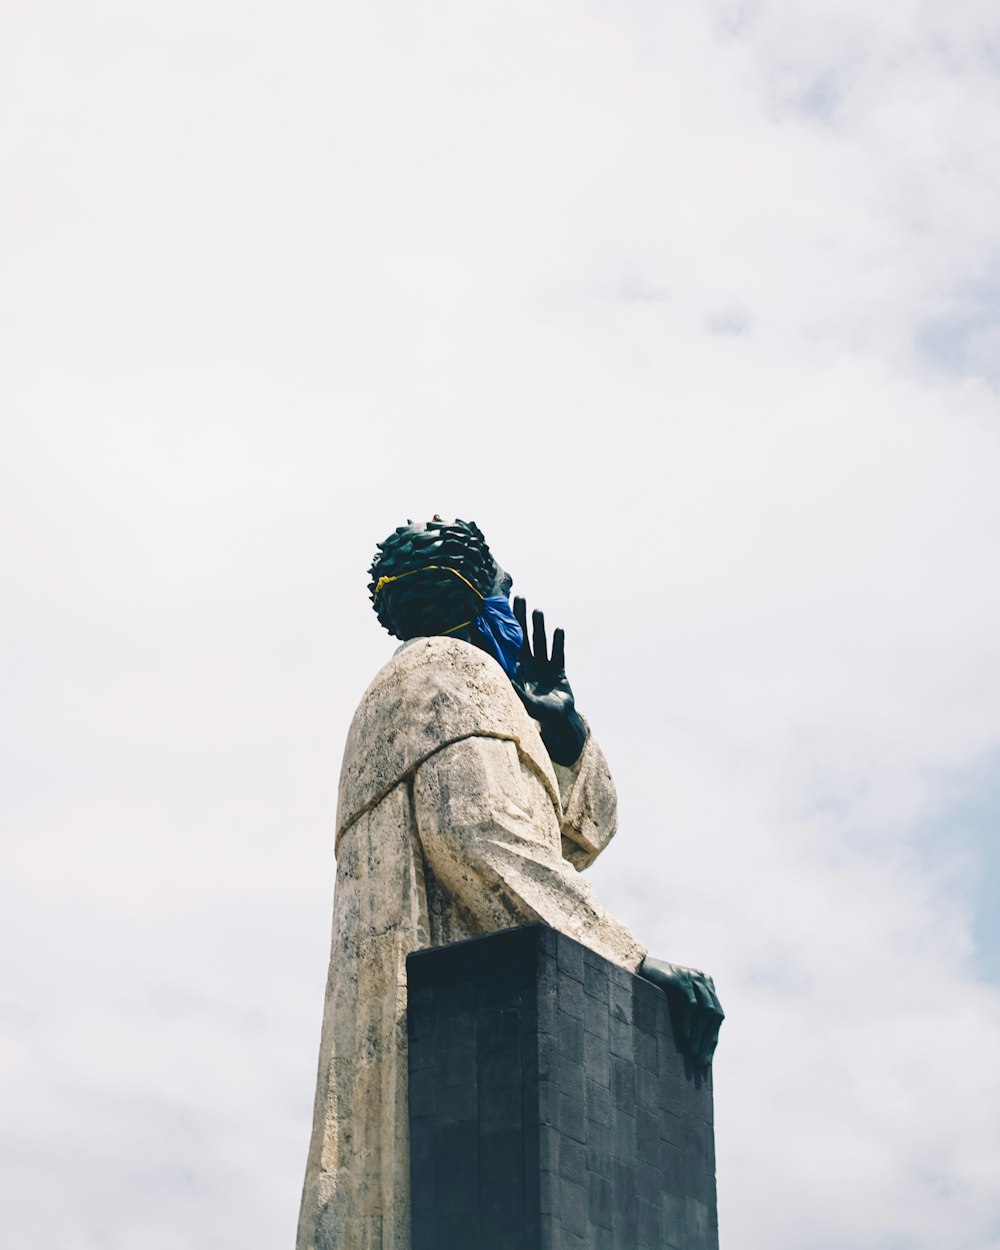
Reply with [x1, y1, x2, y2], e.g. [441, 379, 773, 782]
[2, 1, 1000, 1247]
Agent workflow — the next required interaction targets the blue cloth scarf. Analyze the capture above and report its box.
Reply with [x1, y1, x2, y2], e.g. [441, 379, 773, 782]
[471, 595, 523, 679]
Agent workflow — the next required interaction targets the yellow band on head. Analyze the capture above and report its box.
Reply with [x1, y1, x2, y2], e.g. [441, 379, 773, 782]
[373, 564, 485, 600]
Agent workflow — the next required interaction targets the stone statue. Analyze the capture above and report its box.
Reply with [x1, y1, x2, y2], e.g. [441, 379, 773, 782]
[296, 517, 723, 1250]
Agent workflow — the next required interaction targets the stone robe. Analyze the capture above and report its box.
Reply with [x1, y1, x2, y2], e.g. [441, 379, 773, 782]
[296, 636, 646, 1250]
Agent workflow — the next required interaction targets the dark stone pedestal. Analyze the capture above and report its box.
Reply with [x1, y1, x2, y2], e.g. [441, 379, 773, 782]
[407, 924, 718, 1250]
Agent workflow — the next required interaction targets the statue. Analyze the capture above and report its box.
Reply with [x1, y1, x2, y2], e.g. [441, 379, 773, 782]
[296, 517, 723, 1250]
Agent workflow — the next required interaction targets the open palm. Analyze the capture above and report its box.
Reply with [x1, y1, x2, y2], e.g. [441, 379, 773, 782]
[511, 597, 587, 766]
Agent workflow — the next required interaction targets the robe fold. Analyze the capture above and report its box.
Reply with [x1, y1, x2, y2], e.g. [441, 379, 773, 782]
[296, 636, 646, 1250]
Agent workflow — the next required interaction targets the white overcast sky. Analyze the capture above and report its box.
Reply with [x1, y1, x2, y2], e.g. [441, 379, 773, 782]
[3, 2, 1000, 1248]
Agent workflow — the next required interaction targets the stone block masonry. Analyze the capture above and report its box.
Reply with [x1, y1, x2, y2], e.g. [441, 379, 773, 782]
[407, 924, 718, 1250]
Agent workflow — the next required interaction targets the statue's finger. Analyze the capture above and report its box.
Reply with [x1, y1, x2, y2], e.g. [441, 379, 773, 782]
[690, 977, 723, 1064]
[688, 995, 712, 1061]
[551, 627, 565, 671]
[703, 979, 724, 1023]
[700, 1005, 725, 1065]
[693, 974, 724, 1065]
[699, 1019, 722, 1068]
[532, 609, 548, 665]
[513, 597, 530, 658]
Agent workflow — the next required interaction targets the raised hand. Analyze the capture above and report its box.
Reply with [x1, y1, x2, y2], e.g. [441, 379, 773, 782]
[638, 957, 724, 1068]
[512, 596, 587, 766]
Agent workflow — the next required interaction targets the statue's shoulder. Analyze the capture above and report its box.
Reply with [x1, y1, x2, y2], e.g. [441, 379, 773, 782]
[336, 637, 553, 841]
[365, 635, 522, 732]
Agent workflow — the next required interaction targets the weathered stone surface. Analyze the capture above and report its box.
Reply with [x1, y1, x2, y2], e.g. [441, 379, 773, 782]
[552, 737, 618, 871]
[297, 637, 645, 1250]
[336, 635, 558, 847]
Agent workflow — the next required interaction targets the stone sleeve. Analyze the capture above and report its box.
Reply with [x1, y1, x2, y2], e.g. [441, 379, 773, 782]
[412, 734, 646, 972]
[551, 723, 618, 871]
